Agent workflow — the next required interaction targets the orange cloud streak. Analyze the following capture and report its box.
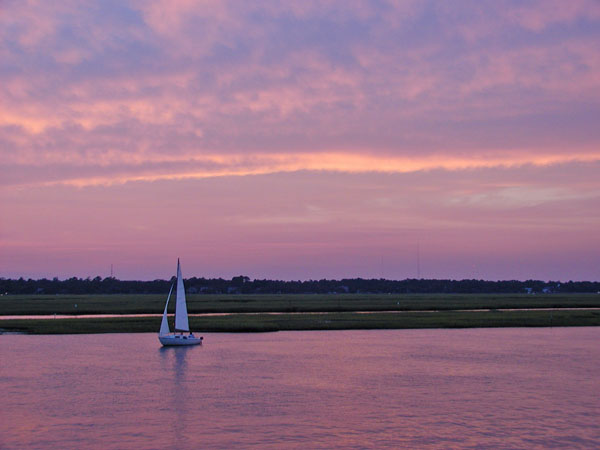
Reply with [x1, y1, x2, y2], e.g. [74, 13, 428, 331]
[28, 150, 599, 188]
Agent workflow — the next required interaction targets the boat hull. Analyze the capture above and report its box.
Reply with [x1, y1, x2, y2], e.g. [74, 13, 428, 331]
[159, 334, 203, 346]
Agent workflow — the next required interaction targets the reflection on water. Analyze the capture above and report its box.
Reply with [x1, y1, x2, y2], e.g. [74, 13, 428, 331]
[1, 328, 599, 449]
[159, 345, 200, 449]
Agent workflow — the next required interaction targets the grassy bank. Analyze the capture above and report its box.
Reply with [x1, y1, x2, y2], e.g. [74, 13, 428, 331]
[2, 310, 599, 334]
[2, 293, 600, 315]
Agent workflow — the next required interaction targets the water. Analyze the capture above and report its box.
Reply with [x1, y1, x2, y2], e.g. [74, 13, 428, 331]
[2, 307, 598, 320]
[1, 328, 599, 449]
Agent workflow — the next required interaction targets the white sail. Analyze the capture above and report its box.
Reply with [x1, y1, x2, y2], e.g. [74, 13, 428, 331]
[159, 284, 173, 336]
[158, 260, 203, 346]
[174, 258, 190, 332]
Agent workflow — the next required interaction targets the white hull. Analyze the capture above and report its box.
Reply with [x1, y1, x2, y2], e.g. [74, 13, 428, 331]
[159, 334, 203, 346]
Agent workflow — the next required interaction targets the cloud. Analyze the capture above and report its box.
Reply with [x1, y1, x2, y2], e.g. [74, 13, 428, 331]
[2, 1, 599, 142]
[2, 132, 598, 188]
[503, 0, 600, 32]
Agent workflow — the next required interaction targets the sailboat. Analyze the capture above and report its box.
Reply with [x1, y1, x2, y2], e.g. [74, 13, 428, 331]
[158, 259, 203, 346]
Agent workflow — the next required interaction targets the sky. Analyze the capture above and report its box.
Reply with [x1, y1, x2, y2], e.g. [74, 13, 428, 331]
[1, 0, 599, 281]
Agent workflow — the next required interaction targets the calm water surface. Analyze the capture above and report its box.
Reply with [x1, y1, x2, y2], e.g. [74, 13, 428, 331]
[1, 328, 599, 449]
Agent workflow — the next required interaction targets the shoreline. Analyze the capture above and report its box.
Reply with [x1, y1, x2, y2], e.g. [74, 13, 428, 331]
[2, 309, 599, 334]
[2, 294, 598, 334]
[3, 307, 600, 320]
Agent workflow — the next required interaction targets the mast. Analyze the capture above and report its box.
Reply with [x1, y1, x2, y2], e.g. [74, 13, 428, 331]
[174, 258, 190, 332]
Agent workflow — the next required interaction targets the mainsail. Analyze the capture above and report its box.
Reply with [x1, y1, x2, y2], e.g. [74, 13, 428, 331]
[174, 258, 190, 332]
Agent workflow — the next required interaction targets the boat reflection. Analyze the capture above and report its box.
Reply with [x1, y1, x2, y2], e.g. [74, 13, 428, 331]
[159, 345, 202, 447]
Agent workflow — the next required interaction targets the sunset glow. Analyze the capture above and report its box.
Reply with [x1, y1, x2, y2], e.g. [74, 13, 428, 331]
[1, 0, 599, 281]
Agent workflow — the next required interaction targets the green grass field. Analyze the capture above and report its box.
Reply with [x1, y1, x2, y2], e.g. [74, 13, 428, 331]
[1, 293, 599, 334]
[2, 310, 599, 334]
[1, 293, 599, 315]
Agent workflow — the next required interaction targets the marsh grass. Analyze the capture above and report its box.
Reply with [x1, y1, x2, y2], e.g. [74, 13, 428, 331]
[2, 310, 599, 334]
[1, 293, 599, 315]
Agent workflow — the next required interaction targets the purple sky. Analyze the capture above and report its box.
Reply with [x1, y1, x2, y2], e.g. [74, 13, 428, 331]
[1, 0, 599, 281]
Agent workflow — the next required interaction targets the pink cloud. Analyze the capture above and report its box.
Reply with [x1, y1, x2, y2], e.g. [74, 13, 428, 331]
[505, 0, 600, 32]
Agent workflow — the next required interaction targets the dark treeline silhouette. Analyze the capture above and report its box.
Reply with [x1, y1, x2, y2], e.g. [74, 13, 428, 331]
[1, 276, 599, 295]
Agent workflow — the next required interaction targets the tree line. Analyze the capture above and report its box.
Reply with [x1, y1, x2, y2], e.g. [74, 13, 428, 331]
[1, 276, 599, 295]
